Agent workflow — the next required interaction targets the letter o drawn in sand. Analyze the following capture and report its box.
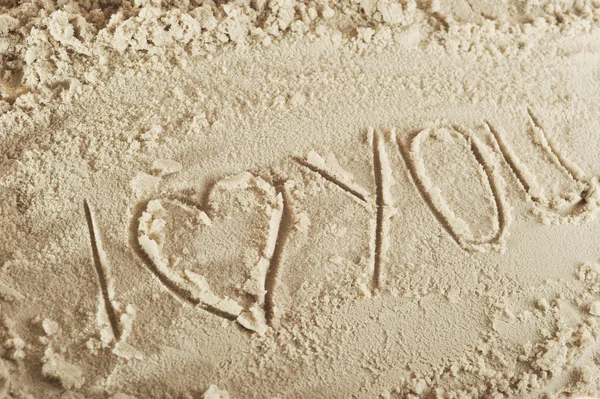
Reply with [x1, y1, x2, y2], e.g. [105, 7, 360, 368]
[406, 124, 510, 253]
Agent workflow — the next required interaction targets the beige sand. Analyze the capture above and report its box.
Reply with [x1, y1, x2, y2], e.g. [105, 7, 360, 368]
[1, 0, 600, 398]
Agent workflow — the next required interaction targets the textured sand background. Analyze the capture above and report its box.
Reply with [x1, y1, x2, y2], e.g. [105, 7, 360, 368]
[1, 0, 600, 398]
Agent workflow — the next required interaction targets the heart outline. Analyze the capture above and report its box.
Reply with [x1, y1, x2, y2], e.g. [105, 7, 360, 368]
[137, 172, 284, 335]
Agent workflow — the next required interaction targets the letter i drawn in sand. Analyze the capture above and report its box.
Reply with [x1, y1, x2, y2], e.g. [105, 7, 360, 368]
[84, 200, 121, 341]
[84, 199, 141, 359]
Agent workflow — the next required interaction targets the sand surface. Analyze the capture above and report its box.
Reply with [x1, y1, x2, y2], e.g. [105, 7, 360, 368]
[1, 0, 600, 398]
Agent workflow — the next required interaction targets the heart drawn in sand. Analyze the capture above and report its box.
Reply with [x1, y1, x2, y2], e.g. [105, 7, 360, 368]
[137, 172, 283, 335]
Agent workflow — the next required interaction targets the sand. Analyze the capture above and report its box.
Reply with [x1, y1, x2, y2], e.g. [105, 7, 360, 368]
[1, 0, 600, 398]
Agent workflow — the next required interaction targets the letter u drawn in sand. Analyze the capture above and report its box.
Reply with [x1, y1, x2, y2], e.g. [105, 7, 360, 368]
[485, 108, 600, 224]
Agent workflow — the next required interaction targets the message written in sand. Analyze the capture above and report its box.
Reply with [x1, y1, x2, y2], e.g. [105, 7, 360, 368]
[85, 110, 600, 335]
